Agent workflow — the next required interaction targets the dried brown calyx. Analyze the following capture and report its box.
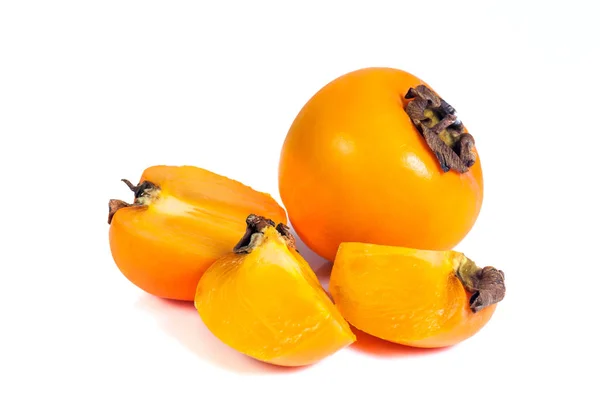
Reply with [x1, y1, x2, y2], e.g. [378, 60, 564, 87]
[233, 214, 298, 254]
[107, 179, 160, 224]
[405, 85, 476, 173]
[454, 256, 506, 313]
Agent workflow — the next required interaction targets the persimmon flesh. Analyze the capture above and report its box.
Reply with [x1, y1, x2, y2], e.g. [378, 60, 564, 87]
[195, 215, 356, 367]
[107, 165, 287, 301]
[279, 67, 484, 261]
[329, 242, 505, 348]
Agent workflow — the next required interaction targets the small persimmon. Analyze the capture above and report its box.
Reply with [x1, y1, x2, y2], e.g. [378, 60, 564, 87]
[329, 242, 505, 348]
[195, 215, 356, 367]
[107, 165, 287, 301]
[279, 67, 484, 261]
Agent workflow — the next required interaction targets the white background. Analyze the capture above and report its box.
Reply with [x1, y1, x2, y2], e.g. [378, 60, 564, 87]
[1, 1, 599, 399]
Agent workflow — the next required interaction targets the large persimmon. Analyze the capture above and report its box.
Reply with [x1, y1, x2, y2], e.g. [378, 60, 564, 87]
[278, 67, 484, 261]
[107, 165, 287, 301]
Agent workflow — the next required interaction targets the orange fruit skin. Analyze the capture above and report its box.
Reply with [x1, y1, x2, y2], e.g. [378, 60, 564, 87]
[329, 242, 496, 348]
[195, 226, 356, 367]
[278, 67, 484, 261]
[108, 165, 287, 301]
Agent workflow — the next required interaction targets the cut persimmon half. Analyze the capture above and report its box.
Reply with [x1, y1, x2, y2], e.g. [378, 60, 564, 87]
[107, 165, 287, 301]
[195, 215, 356, 367]
[330, 242, 506, 348]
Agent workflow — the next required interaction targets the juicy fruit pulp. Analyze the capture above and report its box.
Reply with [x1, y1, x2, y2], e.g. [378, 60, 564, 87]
[329, 242, 505, 348]
[108, 165, 287, 301]
[278, 67, 484, 261]
[195, 215, 356, 367]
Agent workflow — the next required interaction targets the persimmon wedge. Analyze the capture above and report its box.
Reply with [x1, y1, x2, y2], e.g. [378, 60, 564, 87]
[195, 215, 356, 367]
[107, 165, 287, 301]
[330, 242, 506, 348]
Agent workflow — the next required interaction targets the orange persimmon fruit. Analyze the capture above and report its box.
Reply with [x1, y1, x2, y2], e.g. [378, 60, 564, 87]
[195, 215, 356, 367]
[279, 67, 484, 261]
[107, 165, 287, 301]
[329, 242, 505, 348]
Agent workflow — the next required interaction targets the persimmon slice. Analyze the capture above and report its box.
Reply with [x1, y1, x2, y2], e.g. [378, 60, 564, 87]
[330, 242, 505, 348]
[107, 165, 287, 301]
[195, 215, 356, 367]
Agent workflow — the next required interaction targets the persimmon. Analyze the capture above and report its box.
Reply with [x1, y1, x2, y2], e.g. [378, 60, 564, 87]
[107, 165, 287, 301]
[329, 242, 505, 348]
[195, 215, 356, 367]
[279, 67, 484, 261]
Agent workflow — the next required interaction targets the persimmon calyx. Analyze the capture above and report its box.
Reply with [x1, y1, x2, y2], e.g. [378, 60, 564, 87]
[107, 179, 161, 224]
[405, 85, 476, 173]
[454, 255, 506, 313]
[233, 214, 297, 253]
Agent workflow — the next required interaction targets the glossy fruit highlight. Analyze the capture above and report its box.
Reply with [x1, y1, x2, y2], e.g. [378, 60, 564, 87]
[330, 242, 505, 348]
[195, 215, 356, 367]
[279, 67, 484, 261]
[107, 165, 287, 301]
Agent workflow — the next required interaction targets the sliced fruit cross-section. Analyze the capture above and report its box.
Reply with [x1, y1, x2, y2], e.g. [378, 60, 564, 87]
[195, 215, 356, 367]
[330, 242, 505, 348]
[108, 165, 287, 301]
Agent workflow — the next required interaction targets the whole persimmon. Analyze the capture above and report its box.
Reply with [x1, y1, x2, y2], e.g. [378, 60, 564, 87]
[278, 67, 484, 261]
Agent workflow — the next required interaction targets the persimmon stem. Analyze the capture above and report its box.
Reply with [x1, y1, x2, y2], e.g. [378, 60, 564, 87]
[233, 214, 298, 253]
[106, 178, 160, 225]
[121, 179, 159, 202]
[455, 256, 505, 313]
[108, 199, 131, 224]
[404, 85, 476, 173]
[275, 222, 298, 252]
